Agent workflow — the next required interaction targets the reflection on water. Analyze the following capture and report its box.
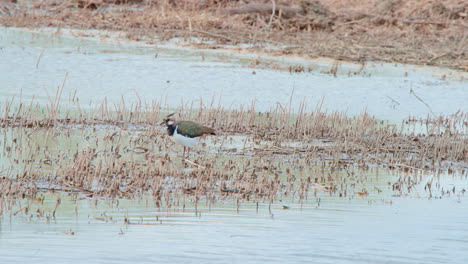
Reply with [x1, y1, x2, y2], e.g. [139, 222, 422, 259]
[1, 188, 467, 264]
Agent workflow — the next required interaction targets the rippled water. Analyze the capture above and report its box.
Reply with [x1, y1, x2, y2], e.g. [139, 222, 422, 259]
[1, 188, 467, 264]
[1, 27, 467, 264]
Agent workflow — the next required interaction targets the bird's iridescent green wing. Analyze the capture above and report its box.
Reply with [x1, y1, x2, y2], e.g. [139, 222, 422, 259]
[176, 121, 215, 138]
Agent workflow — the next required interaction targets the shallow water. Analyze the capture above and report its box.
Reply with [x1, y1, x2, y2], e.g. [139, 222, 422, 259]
[0, 124, 467, 264]
[1, 187, 467, 264]
[1, 26, 468, 264]
[1, 27, 467, 120]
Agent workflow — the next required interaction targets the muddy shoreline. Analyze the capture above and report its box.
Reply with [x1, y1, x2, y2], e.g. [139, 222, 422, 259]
[1, 0, 467, 70]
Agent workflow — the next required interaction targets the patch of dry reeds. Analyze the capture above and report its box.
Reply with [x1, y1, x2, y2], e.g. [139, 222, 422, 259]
[0, 95, 466, 212]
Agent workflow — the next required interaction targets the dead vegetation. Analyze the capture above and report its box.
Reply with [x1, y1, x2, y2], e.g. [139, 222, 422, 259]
[0, 0, 466, 69]
[0, 95, 466, 211]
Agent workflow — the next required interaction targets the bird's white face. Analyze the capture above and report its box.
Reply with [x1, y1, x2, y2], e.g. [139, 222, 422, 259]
[167, 120, 174, 126]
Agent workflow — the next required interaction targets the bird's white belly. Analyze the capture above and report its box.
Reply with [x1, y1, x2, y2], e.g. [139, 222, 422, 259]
[172, 127, 199, 148]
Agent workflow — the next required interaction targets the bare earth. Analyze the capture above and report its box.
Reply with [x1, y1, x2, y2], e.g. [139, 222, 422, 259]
[1, 0, 467, 70]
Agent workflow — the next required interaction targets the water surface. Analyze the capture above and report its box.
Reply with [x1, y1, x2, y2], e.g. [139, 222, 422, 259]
[1, 27, 466, 120]
[1, 187, 467, 264]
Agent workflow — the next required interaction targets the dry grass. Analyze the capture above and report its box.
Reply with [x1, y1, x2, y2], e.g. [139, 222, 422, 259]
[0, 95, 466, 211]
[0, 0, 466, 69]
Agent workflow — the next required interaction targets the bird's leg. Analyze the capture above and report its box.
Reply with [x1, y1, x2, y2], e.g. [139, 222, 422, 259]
[187, 147, 191, 158]
[183, 146, 186, 158]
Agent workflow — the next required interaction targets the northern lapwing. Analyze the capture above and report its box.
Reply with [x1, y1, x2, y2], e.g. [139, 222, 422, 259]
[161, 113, 216, 158]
